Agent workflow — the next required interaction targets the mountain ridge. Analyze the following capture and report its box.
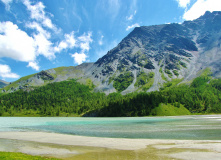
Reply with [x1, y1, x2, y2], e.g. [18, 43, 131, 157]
[1, 11, 221, 94]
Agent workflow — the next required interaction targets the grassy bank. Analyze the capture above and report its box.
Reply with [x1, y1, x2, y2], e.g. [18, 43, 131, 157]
[0, 152, 59, 160]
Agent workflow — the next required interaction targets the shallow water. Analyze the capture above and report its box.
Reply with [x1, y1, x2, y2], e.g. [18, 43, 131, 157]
[0, 115, 221, 140]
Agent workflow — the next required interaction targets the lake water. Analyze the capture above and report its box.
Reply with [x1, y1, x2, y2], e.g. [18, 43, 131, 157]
[0, 115, 221, 140]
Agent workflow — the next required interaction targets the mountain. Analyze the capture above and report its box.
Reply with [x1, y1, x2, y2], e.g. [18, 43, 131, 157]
[1, 11, 221, 94]
[0, 80, 9, 88]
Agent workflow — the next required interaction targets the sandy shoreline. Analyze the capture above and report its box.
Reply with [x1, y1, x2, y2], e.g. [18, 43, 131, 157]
[0, 131, 221, 159]
[0, 131, 219, 150]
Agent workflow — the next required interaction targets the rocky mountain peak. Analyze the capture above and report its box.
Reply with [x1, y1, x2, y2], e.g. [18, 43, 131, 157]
[92, 11, 221, 94]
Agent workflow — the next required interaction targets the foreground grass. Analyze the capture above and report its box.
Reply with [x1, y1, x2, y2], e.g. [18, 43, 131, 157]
[0, 152, 60, 160]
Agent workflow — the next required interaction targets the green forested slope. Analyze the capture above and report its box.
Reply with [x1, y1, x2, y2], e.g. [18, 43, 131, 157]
[0, 74, 221, 117]
[0, 79, 107, 116]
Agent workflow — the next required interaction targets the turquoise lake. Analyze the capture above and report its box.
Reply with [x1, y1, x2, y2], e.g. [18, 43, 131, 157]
[0, 115, 221, 140]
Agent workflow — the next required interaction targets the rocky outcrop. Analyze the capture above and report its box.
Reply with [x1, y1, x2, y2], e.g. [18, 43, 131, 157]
[36, 71, 54, 80]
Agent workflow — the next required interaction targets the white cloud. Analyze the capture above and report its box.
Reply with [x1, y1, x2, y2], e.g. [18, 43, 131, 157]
[1, 0, 12, 4]
[70, 32, 93, 64]
[42, 18, 53, 29]
[23, 0, 57, 31]
[78, 32, 93, 52]
[176, 0, 191, 8]
[127, 15, 134, 21]
[23, 0, 45, 20]
[0, 21, 56, 71]
[54, 31, 76, 52]
[1, 0, 93, 69]
[183, 0, 221, 20]
[98, 35, 104, 46]
[71, 52, 87, 65]
[126, 23, 140, 31]
[0, 21, 36, 62]
[1, 0, 13, 10]
[27, 62, 40, 71]
[26, 22, 55, 61]
[26, 22, 51, 39]
[55, 31, 92, 65]
[126, 10, 137, 21]
[0, 64, 19, 78]
[33, 33, 54, 59]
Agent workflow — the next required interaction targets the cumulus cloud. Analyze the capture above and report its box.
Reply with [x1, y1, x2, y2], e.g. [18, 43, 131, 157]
[78, 32, 93, 52]
[69, 32, 93, 65]
[62, 32, 93, 65]
[183, 0, 221, 20]
[126, 10, 137, 21]
[176, 0, 190, 8]
[126, 23, 140, 31]
[1, 0, 93, 70]
[0, 21, 51, 71]
[54, 31, 76, 52]
[27, 22, 55, 60]
[0, 21, 36, 62]
[0, 64, 19, 78]
[71, 52, 87, 65]
[27, 62, 40, 71]
[34, 33, 54, 59]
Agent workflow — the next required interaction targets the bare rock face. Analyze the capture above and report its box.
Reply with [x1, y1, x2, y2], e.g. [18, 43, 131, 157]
[2, 11, 221, 94]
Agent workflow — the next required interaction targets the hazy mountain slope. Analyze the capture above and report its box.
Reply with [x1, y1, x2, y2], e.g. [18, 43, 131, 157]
[1, 63, 94, 93]
[0, 80, 9, 88]
[1, 11, 221, 94]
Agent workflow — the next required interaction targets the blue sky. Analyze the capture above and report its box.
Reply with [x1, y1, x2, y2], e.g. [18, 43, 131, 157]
[0, 0, 220, 82]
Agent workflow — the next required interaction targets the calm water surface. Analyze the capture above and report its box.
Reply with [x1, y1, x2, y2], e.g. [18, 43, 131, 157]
[0, 115, 221, 140]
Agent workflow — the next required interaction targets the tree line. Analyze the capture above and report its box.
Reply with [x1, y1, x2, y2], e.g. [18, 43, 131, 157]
[0, 76, 221, 117]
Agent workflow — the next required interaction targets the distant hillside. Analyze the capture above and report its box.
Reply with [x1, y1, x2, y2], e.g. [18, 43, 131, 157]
[0, 80, 9, 88]
[1, 11, 221, 95]
[0, 69, 221, 117]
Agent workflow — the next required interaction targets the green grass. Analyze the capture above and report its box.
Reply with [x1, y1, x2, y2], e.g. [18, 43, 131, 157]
[159, 68, 167, 81]
[108, 73, 116, 84]
[179, 61, 187, 68]
[86, 78, 95, 89]
[54, 66, 82, 76]
[142, 77, 154, 91]
[0, 152, 59, 160]
[113, 72, 134, 92]
[173, 70, 179, 76]
[160, 78, 183, 91]
[165, 69, 173, 78]
[199, 67, 212, 77]
[151, 103, 191, 116]
[135, 71, 155, 91]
